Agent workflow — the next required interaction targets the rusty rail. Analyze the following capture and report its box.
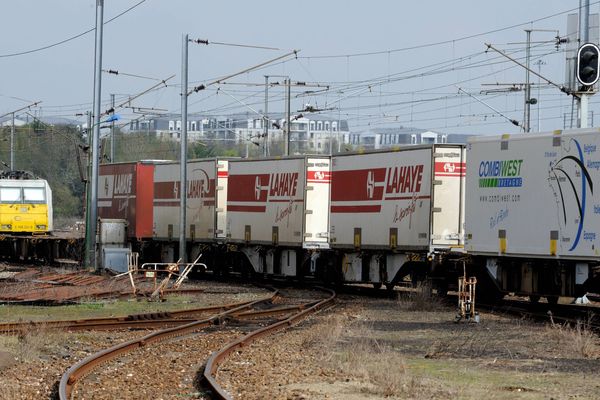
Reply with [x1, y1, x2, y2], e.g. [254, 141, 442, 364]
[0, 303, 313, 333]
[203, 288, 336, 399]
[0, 297, 266, 333]
[58, 290, 278, 400]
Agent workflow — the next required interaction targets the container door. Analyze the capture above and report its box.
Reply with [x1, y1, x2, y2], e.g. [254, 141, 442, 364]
[303, 157, 331, 249]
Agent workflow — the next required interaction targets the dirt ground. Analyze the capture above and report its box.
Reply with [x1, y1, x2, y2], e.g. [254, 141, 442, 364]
[0, 269, 599, 399]
[218, 292, 600, 400]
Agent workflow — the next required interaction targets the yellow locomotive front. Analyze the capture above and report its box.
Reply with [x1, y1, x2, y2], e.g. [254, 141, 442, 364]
[0, 179, 53, 234]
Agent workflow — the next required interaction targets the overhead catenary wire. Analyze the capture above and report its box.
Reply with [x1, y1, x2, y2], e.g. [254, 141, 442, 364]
[297, 2, 595, 59]
[0, 0, 147, 58]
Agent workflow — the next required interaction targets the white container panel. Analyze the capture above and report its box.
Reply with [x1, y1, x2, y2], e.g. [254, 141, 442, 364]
[153, 160, 217, 241]
[330, 148, 433, 249]
[431, 146, 466, 246]
[215, 160, 229, 239]
[303, 157, 331, 249]
[466, 129, 600, 260]
[227, 158, 306, 246]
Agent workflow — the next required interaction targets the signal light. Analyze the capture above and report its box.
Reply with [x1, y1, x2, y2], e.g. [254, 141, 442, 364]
[577, 43, 600, 87]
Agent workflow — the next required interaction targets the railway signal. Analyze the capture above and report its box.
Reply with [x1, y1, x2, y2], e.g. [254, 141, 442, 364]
[577, 43, 600, 87]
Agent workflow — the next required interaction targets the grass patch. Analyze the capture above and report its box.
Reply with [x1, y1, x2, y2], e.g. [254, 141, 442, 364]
[0, 294, 216, 323]
[545, 315, 600, 359]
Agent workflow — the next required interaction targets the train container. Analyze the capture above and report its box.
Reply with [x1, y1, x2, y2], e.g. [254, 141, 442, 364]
[328, 145, 465, 284]
[226, 156, 330, 276]
[465, 129, 600, 300]
[153, 159, 229, 242]
[98, 161, 155, 240]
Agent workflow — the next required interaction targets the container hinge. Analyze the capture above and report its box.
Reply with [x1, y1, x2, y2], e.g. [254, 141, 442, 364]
[216, 186, 224, 191]
[305, 186, 314, 191]
[216, 208, 224, 212]
[432, 207, 442, 212]
[305, 210, 313, 214]
[433, 180, 443, 185]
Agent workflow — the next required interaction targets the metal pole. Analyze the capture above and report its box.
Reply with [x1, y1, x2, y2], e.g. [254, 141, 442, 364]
[338, 108, 342, 153]
[285, 78, 291, 156]
[89, 0, 104, 270]
[110, 94, 115, 162]
[10, 113, 14, 170]
[582, 0, 590, 43]
[536, 60, 545, 132]
[84, 111, 93, 268]
[524, 29, 531, 133]
[179, 34, 189, 263]
[579, 0, 590, 128]
[264, 75, 268, 157]
[581, 94, 590, 128]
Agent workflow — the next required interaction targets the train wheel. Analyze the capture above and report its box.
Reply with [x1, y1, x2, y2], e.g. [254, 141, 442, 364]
[372, 282, 382, 290]
[546, 295, 559, 305]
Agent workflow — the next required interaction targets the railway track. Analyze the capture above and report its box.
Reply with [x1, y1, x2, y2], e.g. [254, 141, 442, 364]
[480, 297, 600, 331]
[0, 295, 275, 333]
[58, 287, 335, 400]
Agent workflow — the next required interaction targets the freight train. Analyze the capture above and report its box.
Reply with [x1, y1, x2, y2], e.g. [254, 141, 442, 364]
[98, 129, 600, 302]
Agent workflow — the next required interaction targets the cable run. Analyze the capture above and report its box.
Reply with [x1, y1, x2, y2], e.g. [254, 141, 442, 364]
[0, 0, 147, 58]
[299, 2, 595, 59]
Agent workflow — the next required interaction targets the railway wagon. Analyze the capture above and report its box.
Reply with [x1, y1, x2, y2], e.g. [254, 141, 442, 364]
[225, 156, 331, 276]
[0, 177, 53, 233]
[152, 159, 229, 261]
[466, 129, 600, 302]
[326, 144, 466, 287]
[98, 161, 156, 240]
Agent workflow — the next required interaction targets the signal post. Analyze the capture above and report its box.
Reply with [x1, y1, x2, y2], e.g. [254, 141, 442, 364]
[577, 43, 600, 128]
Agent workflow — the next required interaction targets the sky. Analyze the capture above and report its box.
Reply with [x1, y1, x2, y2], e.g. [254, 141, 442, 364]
[0, 0, 597, 136]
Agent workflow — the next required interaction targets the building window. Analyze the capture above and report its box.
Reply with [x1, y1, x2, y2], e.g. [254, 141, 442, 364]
[317, 121, 322, 131]
[332, 121, 337, 132]
[169, 121, 175, 131]
[325, 122, 330, 131]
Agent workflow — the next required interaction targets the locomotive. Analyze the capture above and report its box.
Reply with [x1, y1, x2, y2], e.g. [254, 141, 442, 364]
[98, 128, 600, 302]
[0, 170, 53, 234]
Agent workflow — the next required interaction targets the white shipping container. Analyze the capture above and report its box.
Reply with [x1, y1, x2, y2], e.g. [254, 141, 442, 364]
[226, 157, 330, 246]
[153, 159, 224, 241]
[329, 145, 465, 250]
[465, 129, 600, 260]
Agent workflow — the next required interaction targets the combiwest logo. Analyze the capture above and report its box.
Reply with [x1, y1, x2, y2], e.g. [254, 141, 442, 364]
[478, 159, 523, 188]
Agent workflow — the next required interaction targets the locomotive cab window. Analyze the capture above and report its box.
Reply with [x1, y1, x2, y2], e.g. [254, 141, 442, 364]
[23, 188, 45, 203]
[0, 187, 22, 203]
